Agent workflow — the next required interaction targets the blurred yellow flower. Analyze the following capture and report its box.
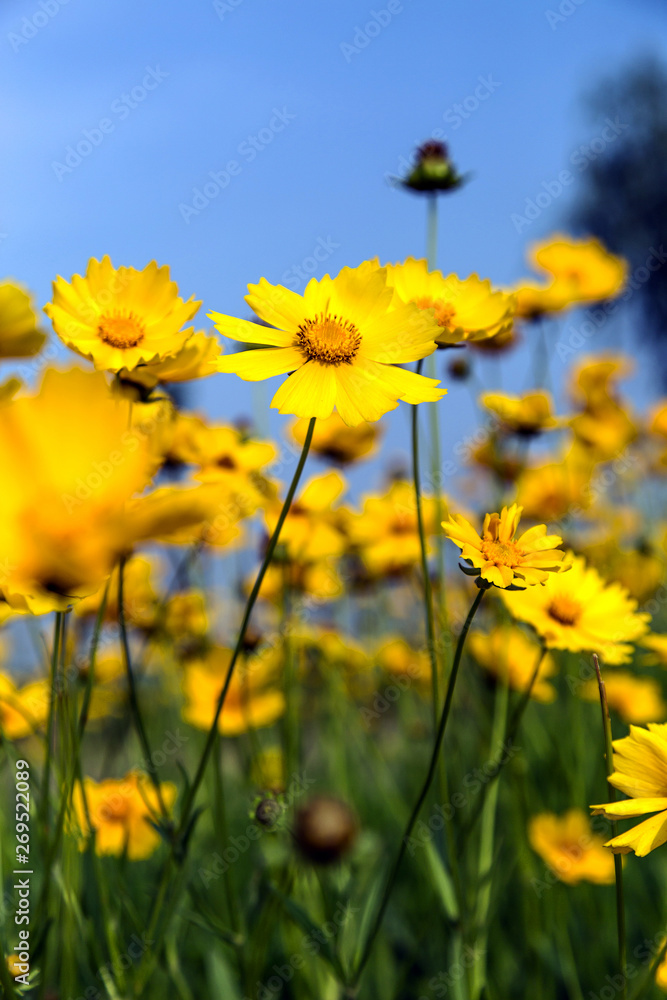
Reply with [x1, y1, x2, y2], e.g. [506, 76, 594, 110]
[641, 634, 667, 668]
[291, 412, 380, 464]
[468, 625, 557, 702]
[212, 262, 445, 425]
[442, 502, 564, 589]
[265, 471, 348, 562]
[480, 390, 559, 436]
[254, 556, 345, 604]
[591, 723, 667, 856]
[164, 590, 209, 639]
[72, 773, 176, 860]
[0, 675, 49, 739]
[182, 646, 284, 737]
[0, 281, 46, 358]
[44, 257, 200, 373]
[376, 637, 432, 690]
[531, 235, 627, 301]
[349, 479, 442, 577]
[580, 672, 666, 724]
[118, 329, 219, 388]
[528, 810, 615, 884]
[0, 368, 156, 604]
[516, 449, 592, 521]
[74, 555, 160, 629]
[502, 554, 650, 664]
[385, 257, 516, 346]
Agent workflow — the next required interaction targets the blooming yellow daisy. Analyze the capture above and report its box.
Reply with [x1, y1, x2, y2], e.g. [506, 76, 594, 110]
[44, 256, 201, 372]
[501, 554, 650, 664]
[349, 479, 442, 578]
[385, 257, 515, 346]
[528, 810, 616, 884]
[118, 329, 219, 388]
[211, 263, 445, 425]
[591, 723, 667, 855]
[442, 503, 565, 589]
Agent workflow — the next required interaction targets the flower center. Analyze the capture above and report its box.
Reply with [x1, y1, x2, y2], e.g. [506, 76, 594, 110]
[560, 841, 585, 861]
[480, 538, 521, 567]
[294, 313, 362, 366]
[415, 296, 457, 329]
[548, 595, 582, 626]
[98, 310, 146, 349]
[100, 797, 131, 823]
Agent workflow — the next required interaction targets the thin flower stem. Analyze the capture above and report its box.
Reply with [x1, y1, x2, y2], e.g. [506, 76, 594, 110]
[176, 416, 316, 838]
[427, 193, 438, 268]
[134, 418, 317, 993]
[593, 654, 626, 998]
[411, 373, 440, 730]
[40, 611, 64, 839]
[350, 586, 486, 989]
[461, 641, 547, 842]
[118, 555, 168, 816]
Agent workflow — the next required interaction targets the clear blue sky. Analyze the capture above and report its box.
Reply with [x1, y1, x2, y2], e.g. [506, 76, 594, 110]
[1, 0, 665, 495]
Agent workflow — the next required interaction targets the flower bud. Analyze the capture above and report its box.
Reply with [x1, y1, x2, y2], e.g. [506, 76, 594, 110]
[398, 140, 465, 194]
[294, 796, 357, 864]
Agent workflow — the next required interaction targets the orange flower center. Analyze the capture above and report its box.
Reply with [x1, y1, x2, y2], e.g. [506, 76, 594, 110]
[480, 538, 521, 567]
[559, 840, 585, 861]
[295, 313, 361, 366]
[100, 796, 131, 823]
[548, 595, 582, 626]
[414, 296, 457, 328]
[98, 310, 146, 349]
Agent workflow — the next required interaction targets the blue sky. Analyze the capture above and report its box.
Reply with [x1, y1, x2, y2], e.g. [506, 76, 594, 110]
[1, 0, 665, 497]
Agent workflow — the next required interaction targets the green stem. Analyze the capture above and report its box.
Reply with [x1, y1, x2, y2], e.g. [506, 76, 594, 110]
[40, 612, 64, 836]
[427, 193, 438, 269]
[593, 654, 626, 997]
[176, 417, 316, 839]
[411, 369, 440, 730]
[350, 586, 486, 988]
[78, 578, 110, 738]
[134, 418, 316, 992]
[118, 555, 168, 816]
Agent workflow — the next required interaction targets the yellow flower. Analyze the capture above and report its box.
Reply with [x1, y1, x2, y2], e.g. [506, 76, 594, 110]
[385, 257, 516, 346]
[254, 556, 344, 604]
[442, 503, 564, 589]
[0, 281, 46, 358]
[164, 590, 209, 639]
[641, 634, 667, 668]
[516, 448, 593, 522]
[514, 236, 626, 319]
[182, 646, 284, 736]
[480, 390, 559, 436]
[531, 235, 627, 301]
[265, 471, 348, 562]
[0, 674, 49, 739]
[376, 637, 432, 690]
[656, 952, 667, 993]
[528, 810, 615, 884]
[212, 262, 445, 425]
[74, 555, 160, 629]
[349, 479, 442, 577]
[468, 625, 557, 702]
[590, 723, 667, 855]
[580, 673, 666, 724]
[72, 773, 177, 860]
[568, 354, 637, 460]
[44, 257, 201, 373]
[0, 368, 156, 604]
[118, 329, 219, 388]
[290, 412, 380, 464]
[501, 554, 650, 664]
